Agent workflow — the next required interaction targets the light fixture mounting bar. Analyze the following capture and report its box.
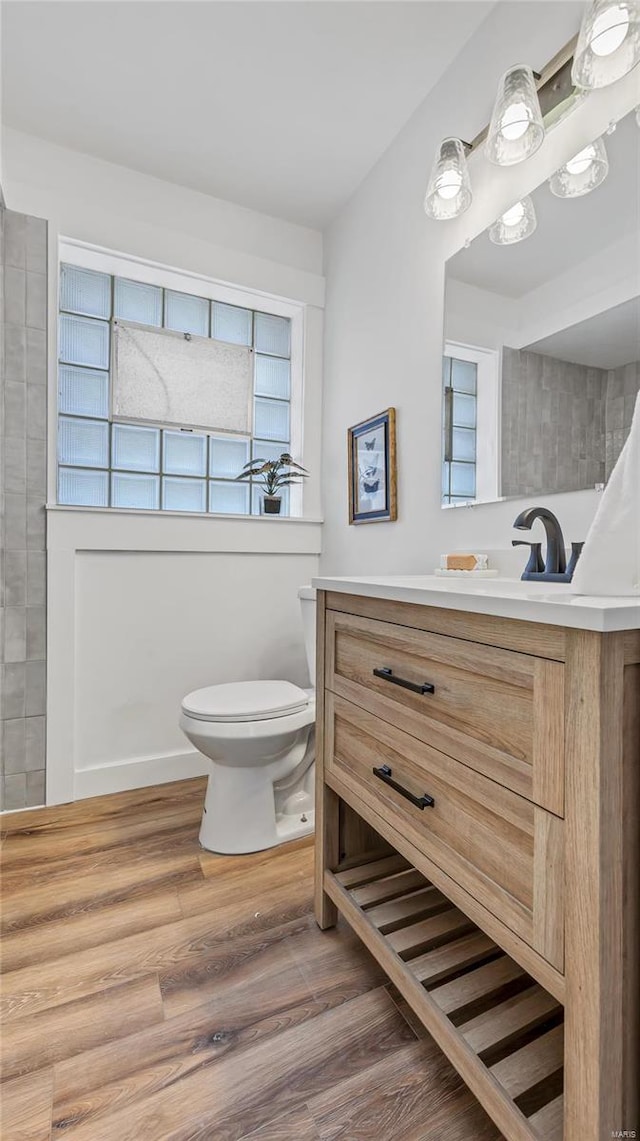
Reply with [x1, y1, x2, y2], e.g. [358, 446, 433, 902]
[468, 34, 579, 153]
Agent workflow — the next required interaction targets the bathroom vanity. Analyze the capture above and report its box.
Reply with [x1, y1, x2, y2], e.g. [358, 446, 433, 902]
[312, 576, 640, 1141]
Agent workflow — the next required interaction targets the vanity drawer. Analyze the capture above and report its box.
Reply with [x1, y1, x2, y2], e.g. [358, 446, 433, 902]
[325, 692, 564, 971]
[326, 609, 564, 816]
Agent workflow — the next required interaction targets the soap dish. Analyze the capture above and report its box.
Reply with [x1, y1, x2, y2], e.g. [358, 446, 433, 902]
[433, 568, 500, 578]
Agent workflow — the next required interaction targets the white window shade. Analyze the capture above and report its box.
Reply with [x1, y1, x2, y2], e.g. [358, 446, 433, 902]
[112, 321, 253, 434]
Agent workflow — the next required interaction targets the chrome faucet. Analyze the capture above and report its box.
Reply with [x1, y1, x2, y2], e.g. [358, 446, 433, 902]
[512, 506, 583, 582]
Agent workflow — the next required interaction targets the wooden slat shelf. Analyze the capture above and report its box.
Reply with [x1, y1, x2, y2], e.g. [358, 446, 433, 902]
[326, 855, 564, 1141]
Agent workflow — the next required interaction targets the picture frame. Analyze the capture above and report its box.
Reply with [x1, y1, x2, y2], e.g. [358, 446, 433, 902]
[348, 407, 397, 524]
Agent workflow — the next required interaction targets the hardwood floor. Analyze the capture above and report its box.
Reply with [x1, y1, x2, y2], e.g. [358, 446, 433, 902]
[0, 778, 503, 1140]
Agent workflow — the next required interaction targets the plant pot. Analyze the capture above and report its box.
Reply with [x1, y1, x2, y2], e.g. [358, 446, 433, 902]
[263, 496, 282, 515]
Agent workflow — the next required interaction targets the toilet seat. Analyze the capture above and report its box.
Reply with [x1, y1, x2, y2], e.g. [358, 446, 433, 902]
[182, 679, 310, 723]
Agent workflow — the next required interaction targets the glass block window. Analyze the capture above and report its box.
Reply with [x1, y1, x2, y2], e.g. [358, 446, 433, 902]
[114, 278, 163, 326]
[57, 263, 295, 515]
[164, 290, 209, 336]
[442, 355, 477, 504]
[164, 430, 208, 477]
[60, 265, 111, 320]
[212, 302, 252, 346]
[112, 424, 161, 473]
[112, 472, 160, 511]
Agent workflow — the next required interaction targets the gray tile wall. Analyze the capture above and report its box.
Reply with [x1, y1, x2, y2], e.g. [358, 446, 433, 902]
[604, 361, 640, 480]
[501, 347, 608, 499]
[0, 207, 48, 811]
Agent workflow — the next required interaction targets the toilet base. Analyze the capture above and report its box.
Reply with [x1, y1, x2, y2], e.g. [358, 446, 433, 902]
[197, 754, 315, 855]
[273, 807, 314, 846]
[199, 804, 314, 854]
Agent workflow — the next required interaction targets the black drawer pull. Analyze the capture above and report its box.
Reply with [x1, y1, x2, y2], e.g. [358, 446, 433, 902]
[373, 667, 435, 696]
[373, 764, 435, 810]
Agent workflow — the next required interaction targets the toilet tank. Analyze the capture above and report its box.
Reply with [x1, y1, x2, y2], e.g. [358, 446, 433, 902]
[298, 586, 317, 687]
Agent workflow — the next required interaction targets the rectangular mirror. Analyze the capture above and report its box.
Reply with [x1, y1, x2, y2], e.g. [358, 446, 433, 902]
[442, 108, 640, 507]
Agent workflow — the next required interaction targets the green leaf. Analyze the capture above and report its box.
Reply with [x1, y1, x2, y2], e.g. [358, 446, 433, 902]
[234, 452, 309, 486]
[272, 474, 306, 488]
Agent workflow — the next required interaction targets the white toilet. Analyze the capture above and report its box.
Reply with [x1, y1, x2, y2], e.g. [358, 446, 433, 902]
[180, 586, 316, 854]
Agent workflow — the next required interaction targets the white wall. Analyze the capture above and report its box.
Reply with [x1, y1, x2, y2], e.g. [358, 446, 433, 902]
[321, 0, 640, 575]
[47, 510, 320, 802]
[448, 235, 639, 355]
[2, 129, 324, 297]
[2, 129, 325, 804]
[445, 278, 517, 350]
[512, 235, 639, 350]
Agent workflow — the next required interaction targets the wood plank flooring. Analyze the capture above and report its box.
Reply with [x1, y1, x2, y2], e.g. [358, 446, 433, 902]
[0, 777, 504, 1140]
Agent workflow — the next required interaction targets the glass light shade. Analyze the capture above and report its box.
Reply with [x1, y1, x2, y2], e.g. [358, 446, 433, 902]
[572, 0, 640, 88]
[549, 136, 609, 196]
[486, 66, 544, 166]
[489, 197, 537, 245]
[424, 138, 472, 220]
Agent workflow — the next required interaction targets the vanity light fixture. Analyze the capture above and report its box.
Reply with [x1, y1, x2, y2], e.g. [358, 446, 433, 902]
[549, 136, 609, 196]
[572, 0, 640, 88]
[486, 65, 545, 166]
[489, 197, 537, 245]
[424, 138, 472, 220]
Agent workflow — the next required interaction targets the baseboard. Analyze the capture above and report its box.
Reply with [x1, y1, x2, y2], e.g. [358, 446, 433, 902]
[72, 749, 209, 801]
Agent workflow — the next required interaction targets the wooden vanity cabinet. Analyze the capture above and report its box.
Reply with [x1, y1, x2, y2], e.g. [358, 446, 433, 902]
[315, 590, 640, 1141]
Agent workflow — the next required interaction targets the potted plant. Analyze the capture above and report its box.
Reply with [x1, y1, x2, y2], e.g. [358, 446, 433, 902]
[235, 452, 308, 514]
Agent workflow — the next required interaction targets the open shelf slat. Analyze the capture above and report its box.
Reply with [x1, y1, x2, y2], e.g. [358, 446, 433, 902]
[490, 1024, 564, 1099]
[429, 952, 526, 1014]
[411, 929, 498, 985]
[529, 1096, 564, 1140]
[326, 857, 565, 1141]
[352, 867, 426, 907]
[367, 885, 448, 933]
[386, 906, 474, 958]
[458, 986, 561, 1057]
[334, 852, 409, 888]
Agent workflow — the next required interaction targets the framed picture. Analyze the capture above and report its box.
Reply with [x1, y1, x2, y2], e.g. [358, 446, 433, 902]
[348, 408, 397, 524]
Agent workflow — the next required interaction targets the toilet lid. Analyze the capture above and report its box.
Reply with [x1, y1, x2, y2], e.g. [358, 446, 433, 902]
[182, 680, 310, 723]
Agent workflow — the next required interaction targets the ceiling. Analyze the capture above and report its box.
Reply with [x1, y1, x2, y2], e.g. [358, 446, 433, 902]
[1, 0, 492, 229]
[526, 297, 640, 371]
[448, 110, 640, 298]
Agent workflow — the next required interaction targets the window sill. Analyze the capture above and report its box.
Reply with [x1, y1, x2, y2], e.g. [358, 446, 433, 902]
[46, 504, 323, 524]
[46, 504, 323, 556]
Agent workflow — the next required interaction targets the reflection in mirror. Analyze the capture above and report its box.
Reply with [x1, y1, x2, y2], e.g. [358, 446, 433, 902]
[442, 108, 640, 507]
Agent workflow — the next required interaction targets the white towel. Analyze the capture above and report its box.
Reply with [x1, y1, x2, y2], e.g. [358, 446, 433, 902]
[571, 390, 640, 597]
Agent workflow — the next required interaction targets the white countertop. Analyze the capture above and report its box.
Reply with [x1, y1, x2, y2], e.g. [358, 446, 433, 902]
[312, 575, 640, 632]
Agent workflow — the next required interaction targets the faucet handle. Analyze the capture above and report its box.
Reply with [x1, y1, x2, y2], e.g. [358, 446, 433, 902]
[566, 541, 584, 579]
[512, 540, 544, 576]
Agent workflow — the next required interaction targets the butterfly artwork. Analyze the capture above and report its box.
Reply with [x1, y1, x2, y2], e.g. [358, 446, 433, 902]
[348, 409, 397, 524]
